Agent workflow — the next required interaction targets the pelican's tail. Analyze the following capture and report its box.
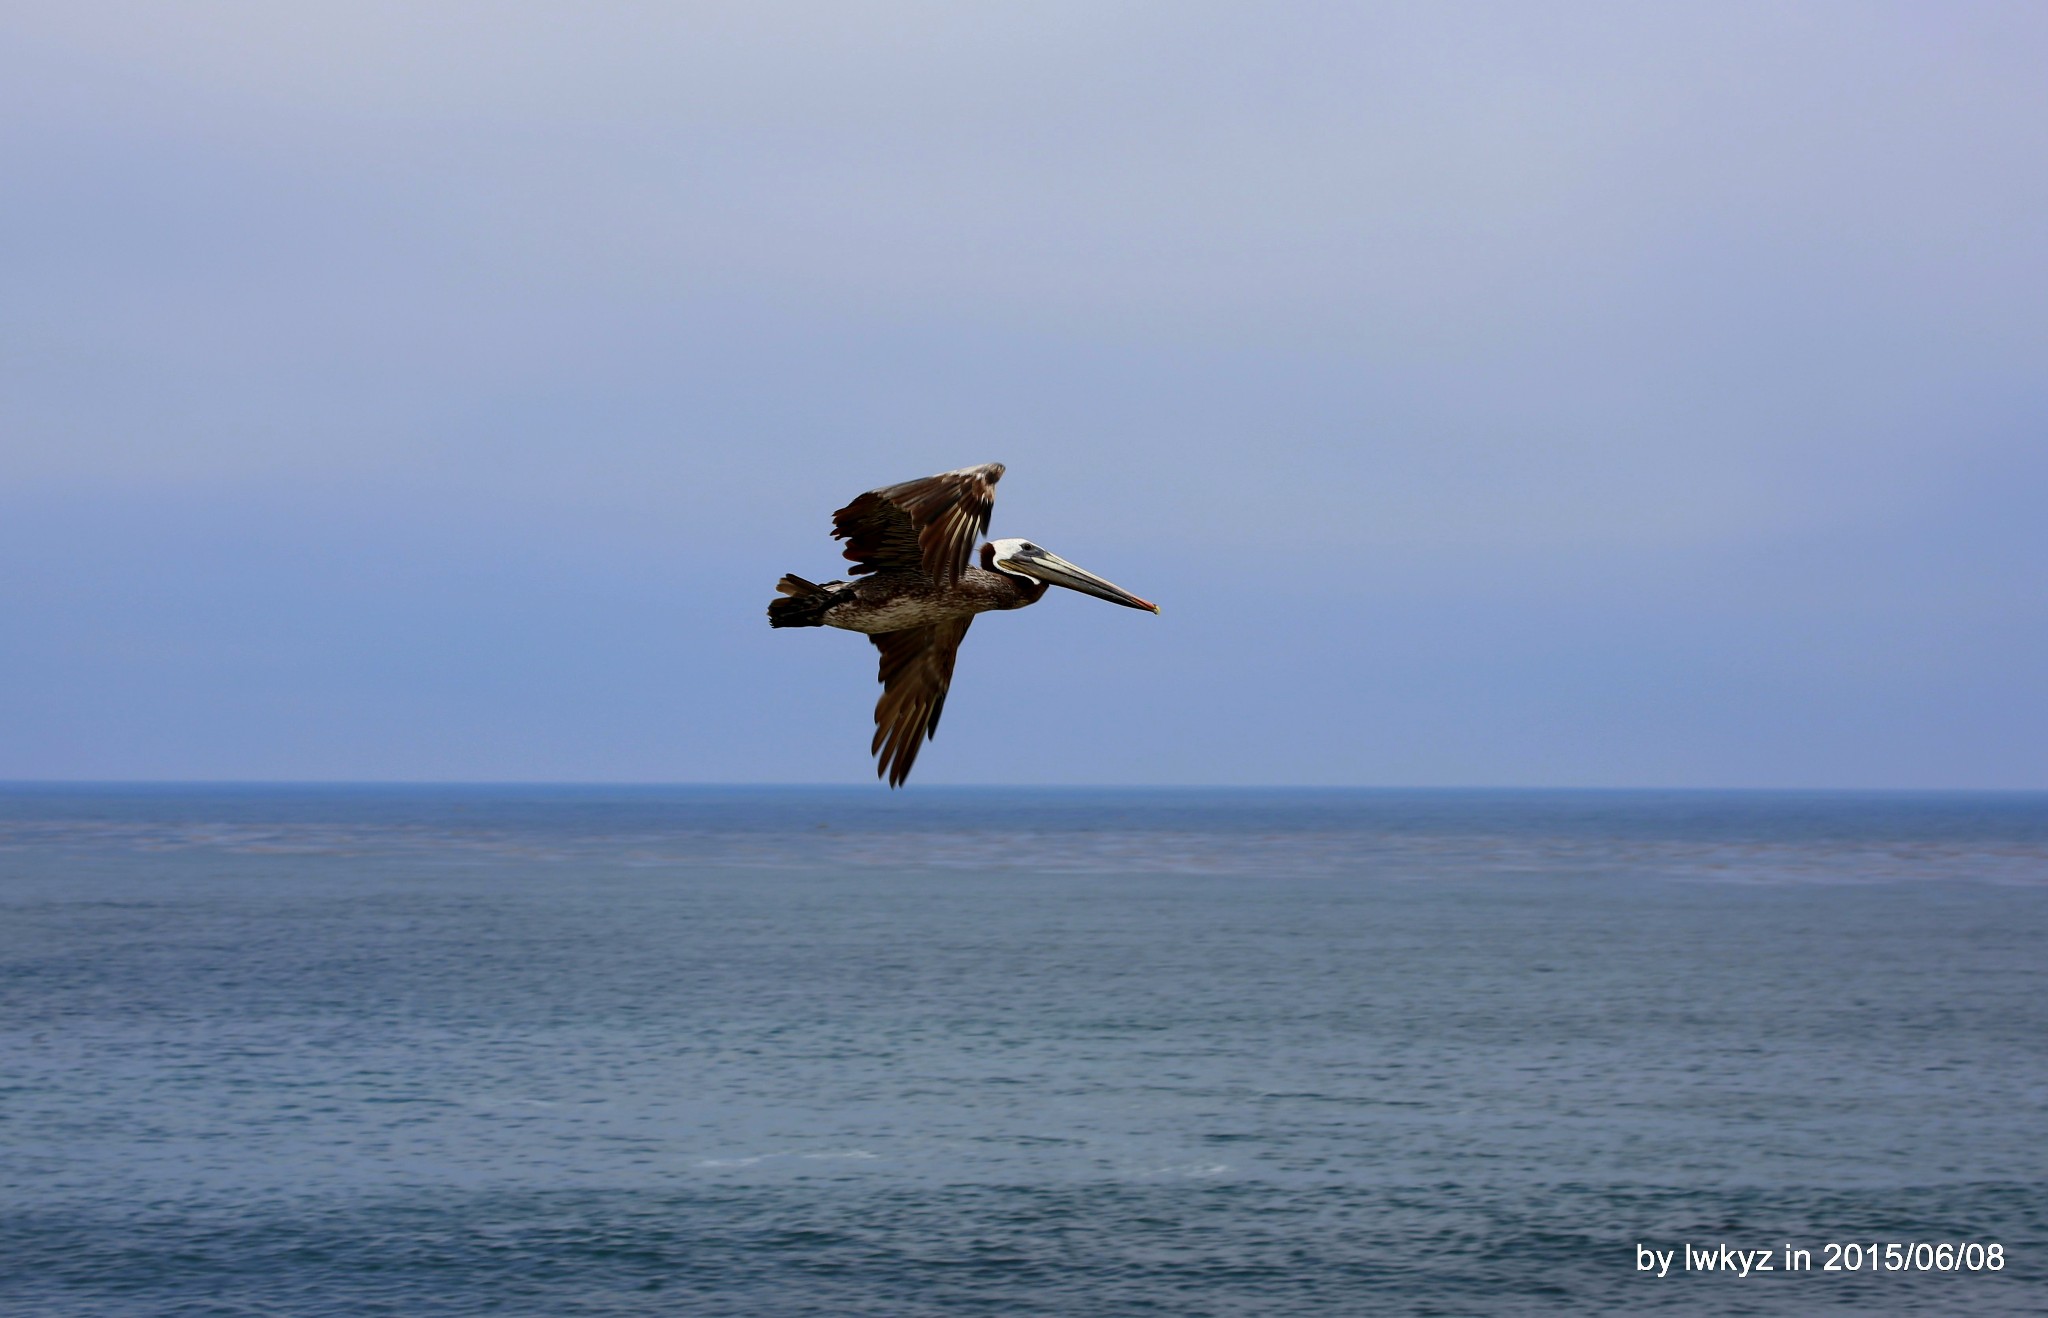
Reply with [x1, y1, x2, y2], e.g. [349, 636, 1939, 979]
[768, 574, 839, 628]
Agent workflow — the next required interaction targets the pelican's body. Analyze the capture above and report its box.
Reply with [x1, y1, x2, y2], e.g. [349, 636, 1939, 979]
[783, 552, 1047, 635]
[768, 463, 1157, 785]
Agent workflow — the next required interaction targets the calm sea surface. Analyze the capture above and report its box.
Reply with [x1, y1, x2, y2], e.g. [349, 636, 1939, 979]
[3, 786, 2045, 1315]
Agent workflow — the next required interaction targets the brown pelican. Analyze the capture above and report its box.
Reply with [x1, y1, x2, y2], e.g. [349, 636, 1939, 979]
[768, 463, 1158, 785]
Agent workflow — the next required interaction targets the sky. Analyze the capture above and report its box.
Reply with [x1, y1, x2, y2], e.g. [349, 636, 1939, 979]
[2, 1, 2044, 787]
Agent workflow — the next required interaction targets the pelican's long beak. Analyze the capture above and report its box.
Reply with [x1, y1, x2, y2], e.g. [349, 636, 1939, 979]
[998, 546, 1160, 613]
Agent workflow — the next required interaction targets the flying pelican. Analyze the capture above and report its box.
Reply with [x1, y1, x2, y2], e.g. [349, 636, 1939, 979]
[768, 463, 1158, 785]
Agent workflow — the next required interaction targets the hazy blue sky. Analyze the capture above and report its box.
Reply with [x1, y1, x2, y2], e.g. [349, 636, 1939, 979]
[3, 2, 2043, 786]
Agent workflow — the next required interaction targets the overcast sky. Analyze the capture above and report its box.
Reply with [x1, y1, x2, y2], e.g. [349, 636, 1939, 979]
[3, 2, 2043, 787]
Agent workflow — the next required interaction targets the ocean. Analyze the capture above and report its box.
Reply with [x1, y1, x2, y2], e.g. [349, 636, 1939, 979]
[2, 785, 2044, 1315]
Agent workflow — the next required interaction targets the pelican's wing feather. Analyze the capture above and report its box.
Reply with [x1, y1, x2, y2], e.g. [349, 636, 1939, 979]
[868, 618, 973, 787]
[832, 463, 1003, 585]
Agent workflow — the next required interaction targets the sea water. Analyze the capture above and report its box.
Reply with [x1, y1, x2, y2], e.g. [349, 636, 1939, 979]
[2, 786, 2044, 1315]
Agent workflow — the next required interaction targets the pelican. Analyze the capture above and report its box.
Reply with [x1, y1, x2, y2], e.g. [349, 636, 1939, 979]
[768, 463, 1158, 785]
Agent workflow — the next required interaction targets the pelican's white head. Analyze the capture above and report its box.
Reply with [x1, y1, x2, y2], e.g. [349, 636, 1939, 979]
[984, 538, 1035, 578]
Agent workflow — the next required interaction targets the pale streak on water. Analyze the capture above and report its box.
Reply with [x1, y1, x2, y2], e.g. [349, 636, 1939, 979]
[2, 786, 2045, 1315]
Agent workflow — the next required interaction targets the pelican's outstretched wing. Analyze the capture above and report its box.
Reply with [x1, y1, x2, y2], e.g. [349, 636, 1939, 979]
[869, 618, 973, 787]
[832, 463, 1003, 586]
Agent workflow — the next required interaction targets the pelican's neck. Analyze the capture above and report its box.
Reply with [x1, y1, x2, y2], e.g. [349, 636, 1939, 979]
[975, 545, 1047, 608]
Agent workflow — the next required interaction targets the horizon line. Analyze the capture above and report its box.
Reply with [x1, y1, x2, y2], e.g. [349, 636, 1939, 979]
[3, 780, 2045, 796]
